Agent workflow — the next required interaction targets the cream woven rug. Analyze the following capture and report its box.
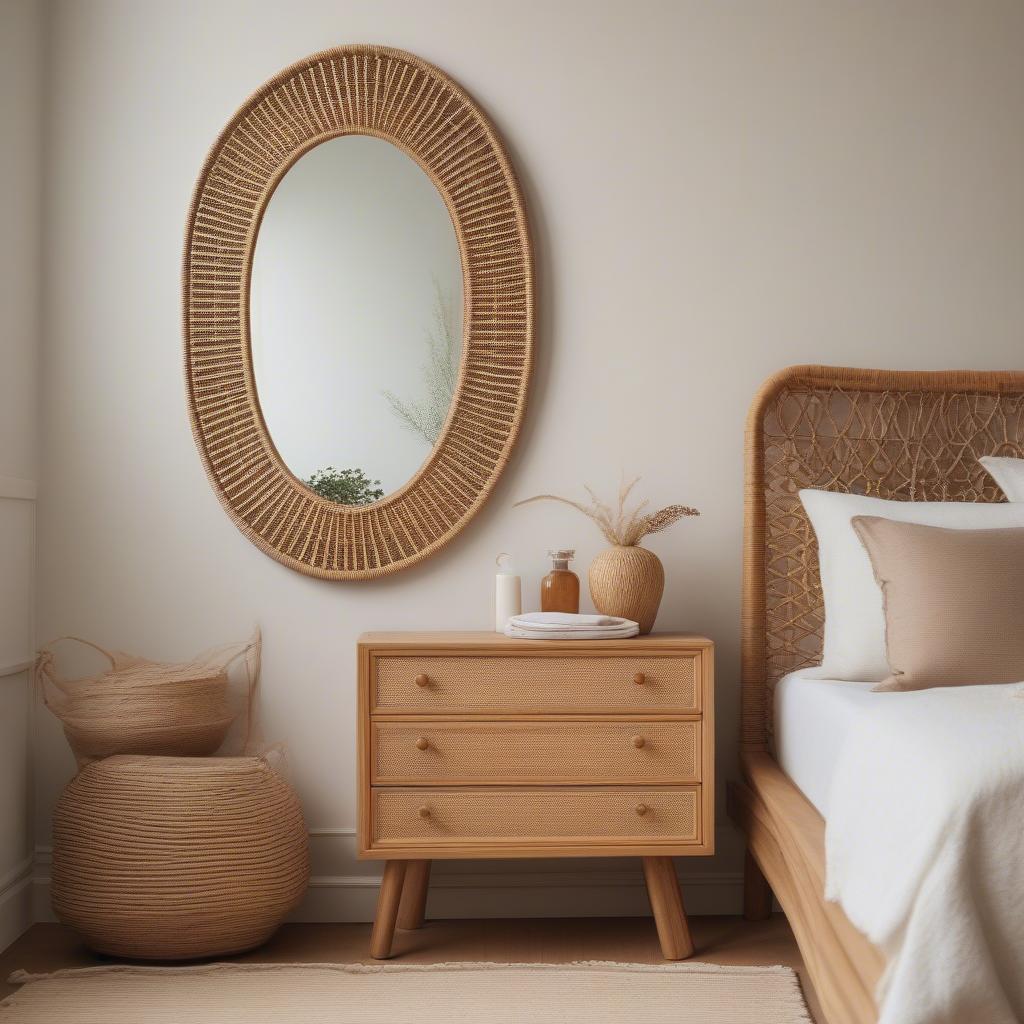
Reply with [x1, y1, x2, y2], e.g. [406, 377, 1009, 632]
[1, 961, 811, 1023]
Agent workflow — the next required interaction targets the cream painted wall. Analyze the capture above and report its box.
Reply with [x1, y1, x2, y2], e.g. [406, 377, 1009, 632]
[0, 0, 43, 949]
[36, 0, 1024, 919]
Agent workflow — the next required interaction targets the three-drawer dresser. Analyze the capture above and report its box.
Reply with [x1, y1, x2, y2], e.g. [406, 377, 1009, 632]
[357, 631, 714, 959]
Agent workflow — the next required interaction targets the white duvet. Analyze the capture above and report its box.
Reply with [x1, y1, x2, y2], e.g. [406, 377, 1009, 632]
[823, 680, 1024, 1024]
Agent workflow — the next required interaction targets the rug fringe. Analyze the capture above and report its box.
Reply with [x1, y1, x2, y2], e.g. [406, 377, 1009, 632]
[8, 959, 801, 985]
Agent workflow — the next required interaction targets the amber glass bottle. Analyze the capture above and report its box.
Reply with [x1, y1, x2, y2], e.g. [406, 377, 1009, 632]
[541, 549, 580, 614]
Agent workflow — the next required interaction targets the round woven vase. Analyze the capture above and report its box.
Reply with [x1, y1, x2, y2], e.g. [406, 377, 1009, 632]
[52, 755, 309, 960]
[589, 545, 665, 634]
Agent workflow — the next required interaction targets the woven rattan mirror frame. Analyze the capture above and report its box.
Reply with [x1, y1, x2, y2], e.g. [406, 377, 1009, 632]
[183, 46, 532, 579]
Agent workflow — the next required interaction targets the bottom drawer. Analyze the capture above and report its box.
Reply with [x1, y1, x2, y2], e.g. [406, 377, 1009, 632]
[371, 787, 700, 847]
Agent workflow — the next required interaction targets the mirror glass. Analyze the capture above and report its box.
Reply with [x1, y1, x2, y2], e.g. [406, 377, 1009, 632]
[250, 135, 463, 505]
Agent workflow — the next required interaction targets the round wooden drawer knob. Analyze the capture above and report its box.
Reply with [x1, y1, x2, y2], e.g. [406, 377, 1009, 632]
[418, 806, 431, 819]
[414, 674, 430, 688]
[415, 737, 429, 751]
[633, 672, 645, 685]
[635, 803, 649, 816]
[632, 735, 646, 749]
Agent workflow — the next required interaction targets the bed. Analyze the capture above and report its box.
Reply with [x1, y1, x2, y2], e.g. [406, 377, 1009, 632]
[726, 365, 1024, 1024]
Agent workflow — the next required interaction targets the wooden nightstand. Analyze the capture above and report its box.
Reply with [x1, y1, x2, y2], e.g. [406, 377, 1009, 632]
[357, 631, 714, 959]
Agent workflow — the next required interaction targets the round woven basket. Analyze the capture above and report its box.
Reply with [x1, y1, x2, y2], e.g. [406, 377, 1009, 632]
[52, 755, 309, 960]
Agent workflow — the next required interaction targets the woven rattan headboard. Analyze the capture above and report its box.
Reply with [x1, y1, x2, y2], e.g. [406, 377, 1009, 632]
[741, 365, 1024, 751]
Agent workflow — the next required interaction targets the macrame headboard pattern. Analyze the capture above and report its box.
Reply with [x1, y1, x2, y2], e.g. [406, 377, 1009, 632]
[741, 365, 1024, 751]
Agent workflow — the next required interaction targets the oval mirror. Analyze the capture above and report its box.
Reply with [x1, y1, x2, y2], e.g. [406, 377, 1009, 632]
[250, 136, 464, 505]
[184, 46, 532, 579]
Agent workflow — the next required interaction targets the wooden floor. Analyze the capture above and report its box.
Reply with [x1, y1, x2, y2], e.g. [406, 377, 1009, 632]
[0, 916, 820, 1021]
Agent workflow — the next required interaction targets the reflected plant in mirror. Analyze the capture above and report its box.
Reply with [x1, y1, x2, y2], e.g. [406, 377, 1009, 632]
[382, 282, 459, 447]
[304, 467, 384, 505]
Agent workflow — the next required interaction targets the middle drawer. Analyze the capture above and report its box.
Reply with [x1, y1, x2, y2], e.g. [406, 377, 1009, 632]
[371, 719, 700, 785]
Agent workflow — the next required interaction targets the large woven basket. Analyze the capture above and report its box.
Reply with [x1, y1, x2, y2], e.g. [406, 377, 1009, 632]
[52, 756, 309, 960]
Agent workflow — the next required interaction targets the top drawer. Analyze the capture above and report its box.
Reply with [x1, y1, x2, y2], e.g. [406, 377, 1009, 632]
[371, 655, 700, 714]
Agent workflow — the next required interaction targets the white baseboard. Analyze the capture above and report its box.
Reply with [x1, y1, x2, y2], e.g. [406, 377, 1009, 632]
[293, 868, 743, 922]
[32, 845, 742, 924]
[0, 857, 34, 951]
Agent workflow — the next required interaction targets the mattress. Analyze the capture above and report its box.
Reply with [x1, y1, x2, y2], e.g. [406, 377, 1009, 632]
[773, 671, 878, 818]
[776, 670, 1024, 1022]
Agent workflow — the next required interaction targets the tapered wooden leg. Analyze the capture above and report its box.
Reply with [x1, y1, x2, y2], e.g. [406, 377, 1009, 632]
[398, 859, 432, 930]
[641, 856, 694, 960]
[743, 848, 773, 921]
[369, 860, 407, 959]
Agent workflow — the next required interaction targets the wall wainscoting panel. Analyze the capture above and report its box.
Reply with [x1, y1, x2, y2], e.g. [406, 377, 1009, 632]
[0, 474, 36, 952]
[0, 477, 37, 502]
[0, 855, 34, 952]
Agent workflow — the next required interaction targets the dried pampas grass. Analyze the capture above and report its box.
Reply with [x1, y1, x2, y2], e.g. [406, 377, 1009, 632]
[515, 478, 699, 547]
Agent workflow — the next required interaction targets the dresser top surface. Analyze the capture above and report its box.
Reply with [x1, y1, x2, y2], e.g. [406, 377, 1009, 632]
[358, 631, 713, 652]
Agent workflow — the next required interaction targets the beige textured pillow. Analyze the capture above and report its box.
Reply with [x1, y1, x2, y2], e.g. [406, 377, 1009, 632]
[851, 516, 1024, 692]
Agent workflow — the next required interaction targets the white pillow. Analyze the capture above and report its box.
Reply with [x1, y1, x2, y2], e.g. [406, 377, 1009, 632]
[980, 456, 1024, 502]
[799, 488, 1024, 681]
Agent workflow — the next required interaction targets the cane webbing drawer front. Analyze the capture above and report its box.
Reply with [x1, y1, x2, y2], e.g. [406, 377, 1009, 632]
[372, 655, 699, 714]
[357, 633, 714, 860]
[372, 720, 699, 785]
[371, 787, 701, 847]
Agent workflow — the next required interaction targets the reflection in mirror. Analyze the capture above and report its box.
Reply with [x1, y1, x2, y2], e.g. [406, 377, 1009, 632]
[250, 135, 463, 505]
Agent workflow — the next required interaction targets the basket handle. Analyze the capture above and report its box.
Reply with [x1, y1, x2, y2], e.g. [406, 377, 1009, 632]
[41, 636, 117, 668]
[237, 627, 261, 755]
[34, 637, 118, 710]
